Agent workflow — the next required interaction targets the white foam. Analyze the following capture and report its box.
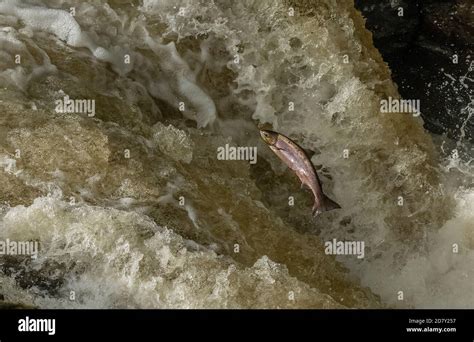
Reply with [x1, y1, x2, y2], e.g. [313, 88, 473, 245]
[0, 27, 56, 90]
[0, 0, 472, 309]
[0, 197, 339, 308]
[146, 38, 217, 128]
[0, 1, 84, 46]
[0, 0, 132, 75]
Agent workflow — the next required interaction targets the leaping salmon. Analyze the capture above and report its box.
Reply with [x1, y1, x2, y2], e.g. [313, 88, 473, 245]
[260, 129, 341, 216]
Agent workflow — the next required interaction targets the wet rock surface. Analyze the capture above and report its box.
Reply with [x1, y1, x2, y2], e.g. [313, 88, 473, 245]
[355, 0, 473, 141]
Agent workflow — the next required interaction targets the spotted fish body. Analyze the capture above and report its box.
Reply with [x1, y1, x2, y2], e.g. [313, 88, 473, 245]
[260, 129, 340, 216]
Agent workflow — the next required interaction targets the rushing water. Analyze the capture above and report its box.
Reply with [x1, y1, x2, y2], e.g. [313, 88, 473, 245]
[0, 0, 472, 309]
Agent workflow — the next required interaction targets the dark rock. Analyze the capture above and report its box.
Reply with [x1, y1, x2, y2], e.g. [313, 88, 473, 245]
[355, 0, 421, 56]
[355, 0, 473, 142]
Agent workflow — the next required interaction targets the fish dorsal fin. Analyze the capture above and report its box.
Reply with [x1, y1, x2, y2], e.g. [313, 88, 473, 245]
[303, 147, 315, 159]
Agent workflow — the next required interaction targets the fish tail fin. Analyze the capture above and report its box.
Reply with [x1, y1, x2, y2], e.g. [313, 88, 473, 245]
[312, 195, 341, 217]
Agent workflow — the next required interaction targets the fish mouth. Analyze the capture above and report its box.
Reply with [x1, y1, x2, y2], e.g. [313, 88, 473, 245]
[259, 129, 277, 145]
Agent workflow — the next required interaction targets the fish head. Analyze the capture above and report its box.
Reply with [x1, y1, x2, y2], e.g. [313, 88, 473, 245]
[259, 130, 279, 146]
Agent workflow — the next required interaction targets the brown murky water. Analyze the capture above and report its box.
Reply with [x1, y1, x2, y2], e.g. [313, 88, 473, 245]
[0, 0, 472, 308]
